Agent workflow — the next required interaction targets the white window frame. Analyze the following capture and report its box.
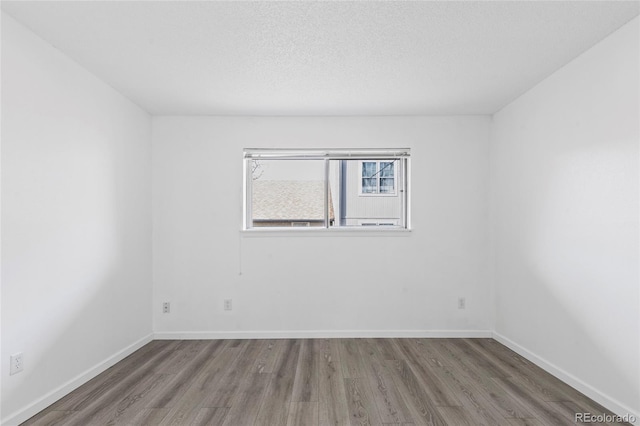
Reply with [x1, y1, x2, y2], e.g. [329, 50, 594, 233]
[358, 160, 398, 196]
[243, 148, 411, 231]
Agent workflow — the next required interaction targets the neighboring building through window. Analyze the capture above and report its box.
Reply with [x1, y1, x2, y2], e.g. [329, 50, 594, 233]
[243, 149, 410, 230]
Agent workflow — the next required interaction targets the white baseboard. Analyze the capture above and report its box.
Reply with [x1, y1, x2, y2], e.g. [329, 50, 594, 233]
[1, 333, 154, 426]
[492, 332, 639, 426]
[153, 329, 493, 340]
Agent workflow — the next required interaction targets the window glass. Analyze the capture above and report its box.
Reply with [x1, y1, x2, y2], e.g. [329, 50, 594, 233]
[362, 162, 377, 177]
[380, 178, 394, 194]
[244, 150, 409, 230]
[380, 162, 393, 177]
[250, 159, 325, 228]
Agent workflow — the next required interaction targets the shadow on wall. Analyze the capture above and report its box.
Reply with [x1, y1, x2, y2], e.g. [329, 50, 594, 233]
[2, 268, 148, 425]
[496, 143, 639, 415]
[507, 264, 638, 413]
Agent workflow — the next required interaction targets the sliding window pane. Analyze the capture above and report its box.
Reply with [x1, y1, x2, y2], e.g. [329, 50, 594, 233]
[250, 159, 325, 228]
[329, 159, 404, 228]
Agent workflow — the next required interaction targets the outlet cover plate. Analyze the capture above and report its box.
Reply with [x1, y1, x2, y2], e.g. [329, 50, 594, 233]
[10, 353, 23, 375]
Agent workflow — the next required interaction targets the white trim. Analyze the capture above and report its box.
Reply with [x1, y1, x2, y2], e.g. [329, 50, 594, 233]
[244, 148, 411, 160]
[244, 150, 410, 231]
[1, 334, 154, 426]
[241, 228, 411, 237]
[492, 332, 640, 426]
[153, 329, 493, 340]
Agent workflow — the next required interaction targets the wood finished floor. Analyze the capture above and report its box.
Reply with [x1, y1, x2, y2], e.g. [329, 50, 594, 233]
[22, 338, 628, 426]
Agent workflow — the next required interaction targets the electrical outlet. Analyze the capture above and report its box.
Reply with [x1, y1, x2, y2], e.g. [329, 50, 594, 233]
[458, 297, 466, 309]
[224, 299, 232, 311]
[10, 353, 23, 375]
[163, 302, 170, 314]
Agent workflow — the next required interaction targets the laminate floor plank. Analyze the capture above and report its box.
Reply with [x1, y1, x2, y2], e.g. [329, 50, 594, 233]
[93, 373, 173, 425]
[20, 410, 79, 426]
[384, 359, 447, 426]
[378, 338, 410, 361]
[47, 340, 178, 413]
[367, 339, 396, 361]
[411, 339, 450, 366]
[393, 340, 462, 407]
[547, 400, 632, 426]
[491, 377, 574, 426]
[358, 339, 412, 424]
[343, 378, 384, 426]
[129, 408, 170, 425]
[286, 401, 319, 426]
[571, 397, 619, 421]
[381, 424, 415, 426]
[318, 339, 352, 426]
[291, 339, 319, 402]
[21, 338, 623, 426]
[472, 338, 612, 413]
[158, 347, 242, 425]
[547, 400, 607, 426]
[220, 373, 270, 426]
[435, 406, 474, 426]
[424, 357, 509, 426]
[255, 339, 302, 425]
[146, 340, 225, 409]
[56, 343, 183, 426]
[468, 339, 533, 372]
[153, 340, 212, 375]
[514, 373, 575, 403]
[437, 404, 510, 426]
[340, 338, 368, 379]
[376, 339, 401, 361]
[466, 339, 573, 402]
[191, 407, 229, 426]
[505, 419, 546, 426]
[450, 340, 512, 379]
[201, 340, 263, 408]
[252, 339, 284, 374]
[430, 339, 536, 419]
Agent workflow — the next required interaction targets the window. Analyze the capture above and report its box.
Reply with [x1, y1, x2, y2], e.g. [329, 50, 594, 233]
[243, 149, 410, 230]
[360, 160, 396, 195]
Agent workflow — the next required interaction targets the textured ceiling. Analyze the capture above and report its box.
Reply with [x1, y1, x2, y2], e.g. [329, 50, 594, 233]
[2, 1, 638, 115]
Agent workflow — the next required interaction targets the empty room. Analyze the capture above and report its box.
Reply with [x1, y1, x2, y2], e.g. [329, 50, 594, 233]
[1, 1, 638, 425]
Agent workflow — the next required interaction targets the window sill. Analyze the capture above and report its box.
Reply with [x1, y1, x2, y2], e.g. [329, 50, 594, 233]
[240, 227, 412, 237]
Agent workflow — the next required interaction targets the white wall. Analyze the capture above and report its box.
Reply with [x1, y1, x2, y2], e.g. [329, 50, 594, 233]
[152, 116, 491, 337]
[491, 16, 639, 418]
[1, 13, 153, 424]
[4, 5, 636, 423]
